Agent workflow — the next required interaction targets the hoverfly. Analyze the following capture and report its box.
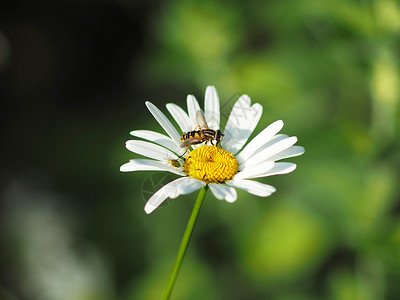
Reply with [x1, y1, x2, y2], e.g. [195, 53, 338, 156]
[178, 110, 224, 157]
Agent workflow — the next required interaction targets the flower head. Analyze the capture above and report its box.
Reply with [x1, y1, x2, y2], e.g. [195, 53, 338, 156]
[121, 86, 304, 214]
[184, 145, 238, 184]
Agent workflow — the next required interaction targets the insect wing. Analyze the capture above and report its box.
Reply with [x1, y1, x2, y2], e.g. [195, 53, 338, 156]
[180, 138, 202, 148]
[195, 110, 209, 129]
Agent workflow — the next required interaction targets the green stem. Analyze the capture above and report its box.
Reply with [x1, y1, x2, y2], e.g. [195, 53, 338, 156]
[161, 186, 208, 300]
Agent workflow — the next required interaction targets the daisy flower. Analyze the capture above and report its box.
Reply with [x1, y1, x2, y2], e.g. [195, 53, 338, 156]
[120, 86, 304, 214]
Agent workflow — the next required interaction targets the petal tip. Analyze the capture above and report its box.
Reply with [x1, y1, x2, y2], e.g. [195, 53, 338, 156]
[241, 94, 251, 102]
[144, 204, 155, 214]
[253, 103, 263, 114]
[145, 101, 157, 111]
[125, 140, 134, 147]
[226, 196, 237, 203]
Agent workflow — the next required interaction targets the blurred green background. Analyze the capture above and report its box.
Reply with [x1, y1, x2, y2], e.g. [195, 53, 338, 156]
[1, 0, 400, 299]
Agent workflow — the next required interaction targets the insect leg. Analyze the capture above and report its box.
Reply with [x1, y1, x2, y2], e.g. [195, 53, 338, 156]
[177, 145, 191, 159]
[177, 140, 204, 159]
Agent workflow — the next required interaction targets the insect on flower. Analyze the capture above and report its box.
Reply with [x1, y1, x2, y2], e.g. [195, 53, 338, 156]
[167, 158, 182, 168]
[121, 85, 304, 214]
[179, 110, 224, 158]
[121, 85, 305, 300]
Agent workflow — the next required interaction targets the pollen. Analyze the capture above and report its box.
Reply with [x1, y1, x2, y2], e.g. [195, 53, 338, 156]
[184, 145, 238, 184]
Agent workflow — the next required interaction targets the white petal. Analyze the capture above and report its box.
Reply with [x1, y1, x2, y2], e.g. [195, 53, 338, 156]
[241, 136, 298, 169]
[204, 86, 220, 130]
[185, 95, 203, 150]
[145, 102, 181, 146]
[120, 159, 185, 176]
[234, 161, 275, 180]
[130, 130, 180, 154]
[259, 162, 297, 177]
[252, 134, 289, 154]
[226, 179, 276, 197]
[209, 183, 237, 203]
[223, 95, 263, 155]
[267, 146, 305, 161]
[187, 94, 201, 129]
[166, 103, 192, 133]
[126, 140, 177, 161]
[235, 120, 284, 164]
[144, 177, 205, 214]
[244, 134, 289, 162]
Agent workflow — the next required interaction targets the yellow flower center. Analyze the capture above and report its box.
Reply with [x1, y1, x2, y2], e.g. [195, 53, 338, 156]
[184, 145, 238, 184]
